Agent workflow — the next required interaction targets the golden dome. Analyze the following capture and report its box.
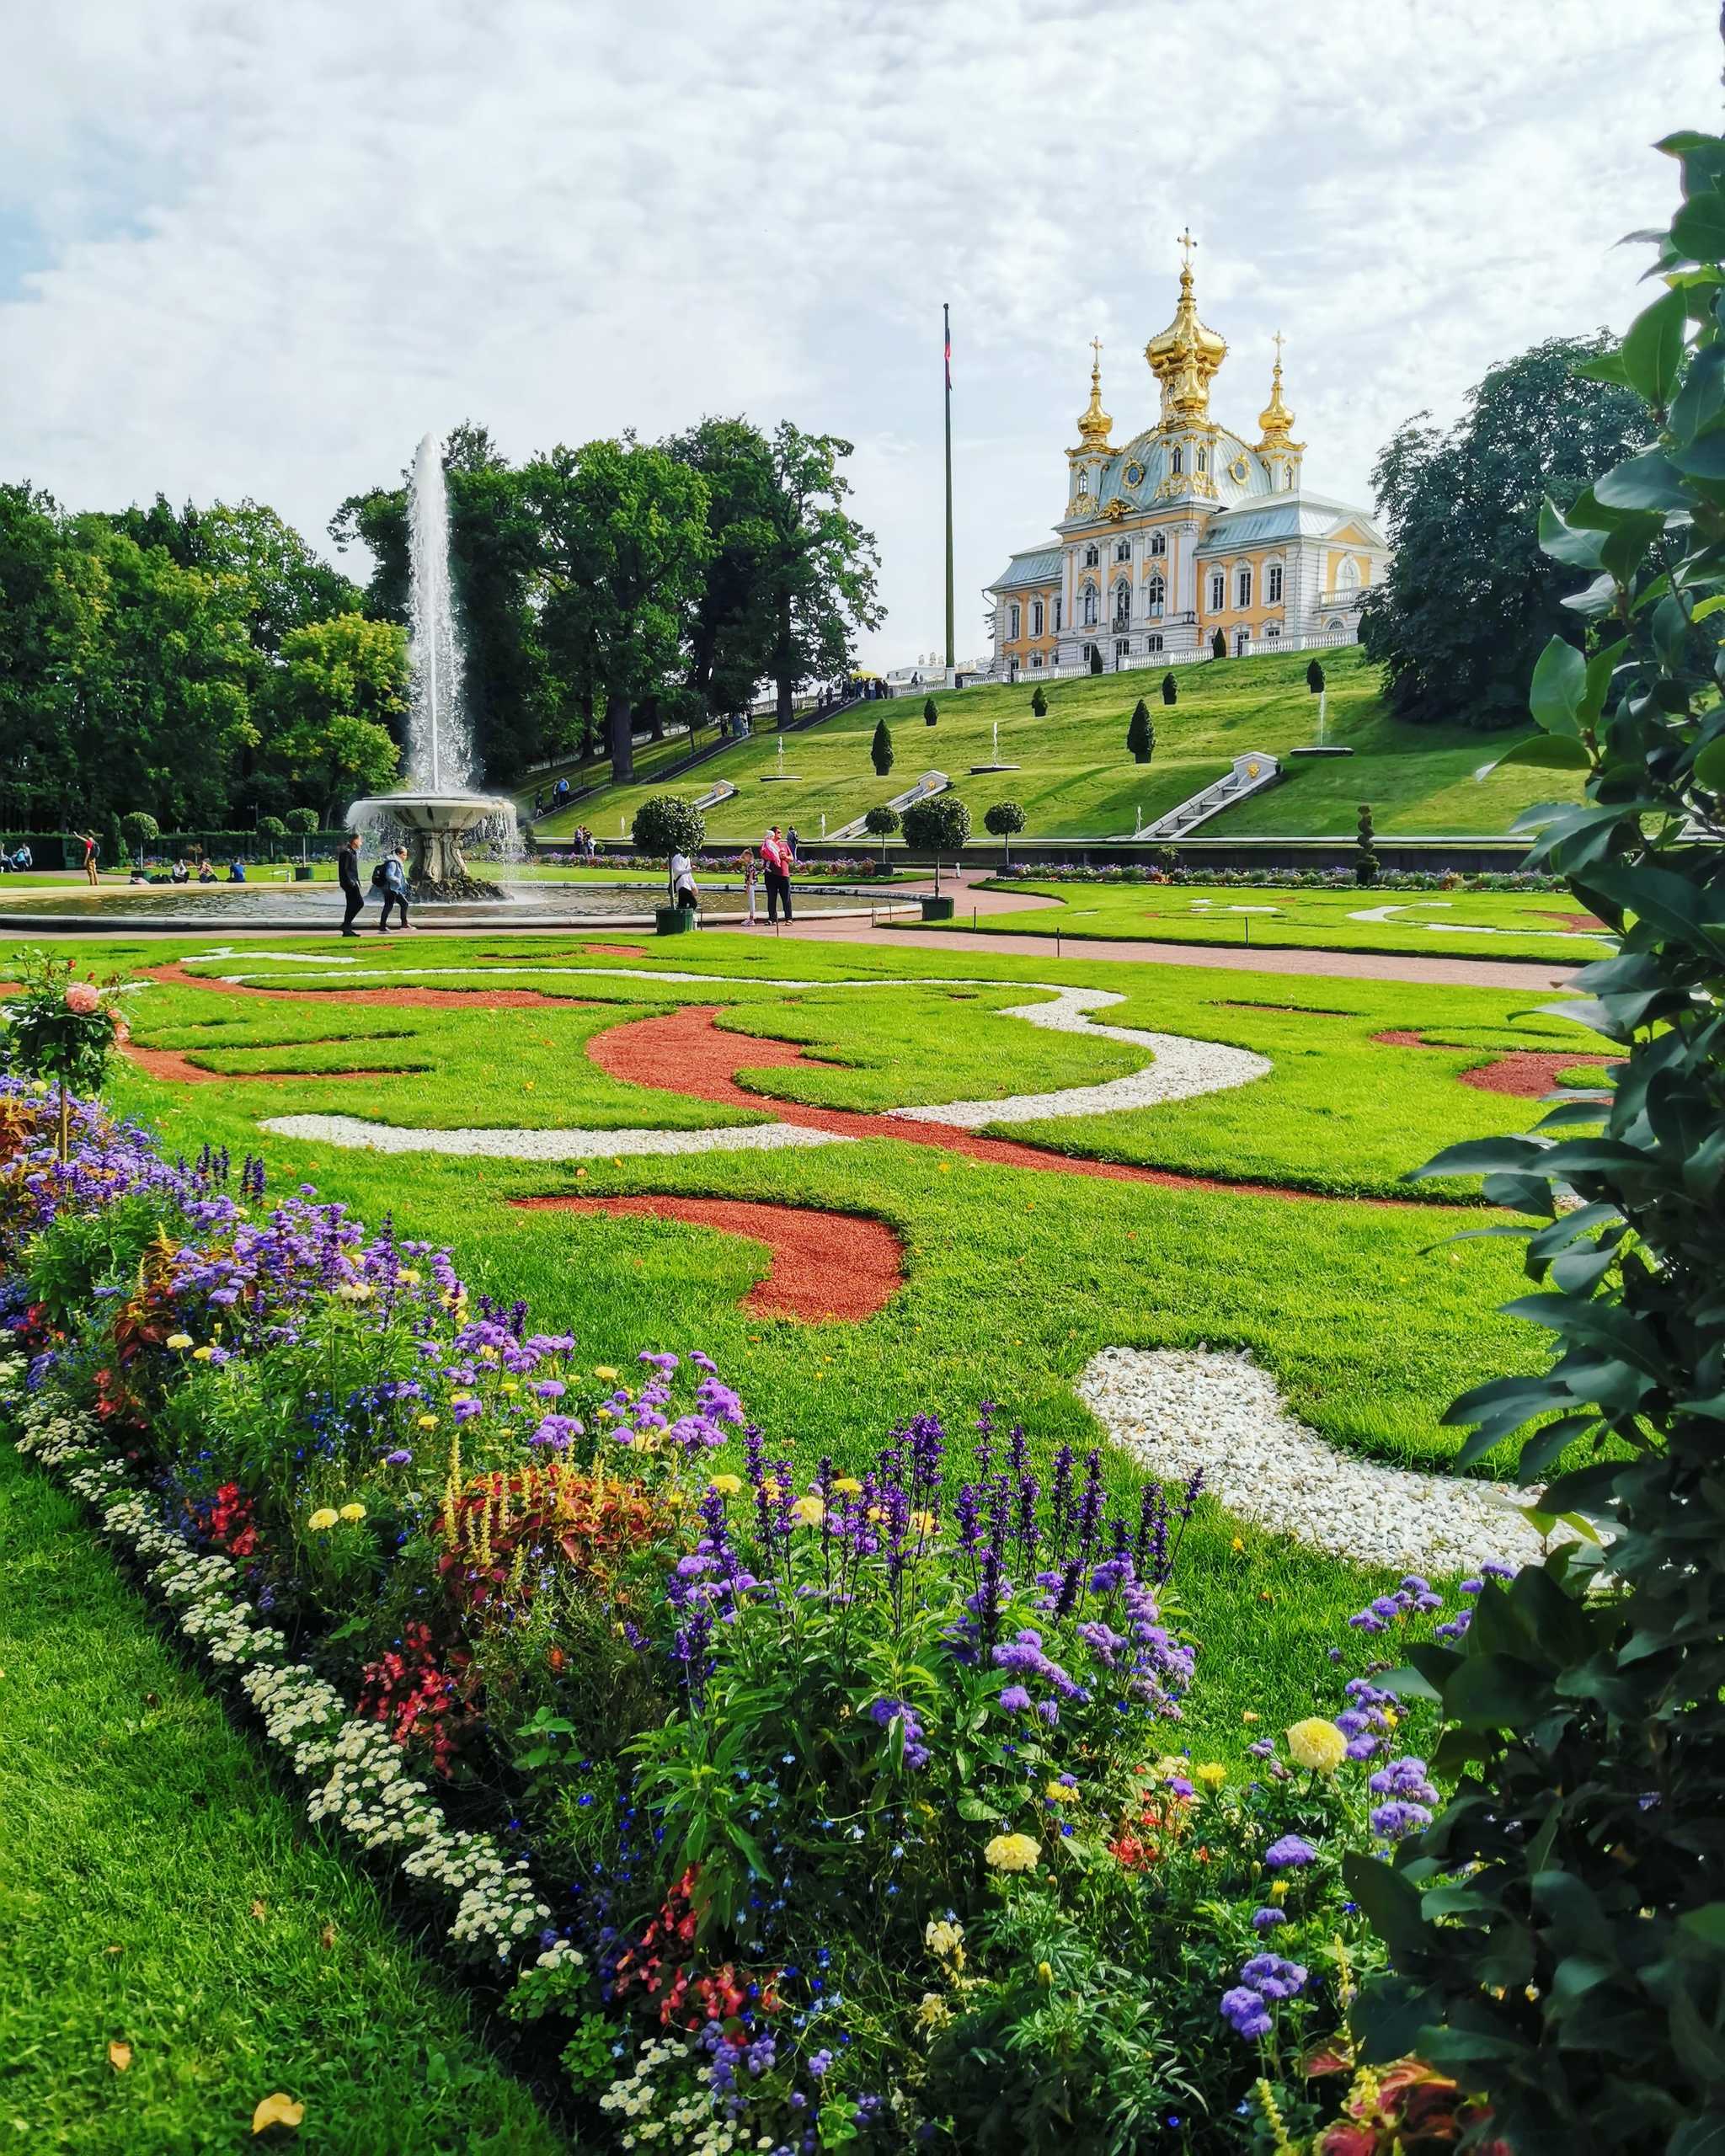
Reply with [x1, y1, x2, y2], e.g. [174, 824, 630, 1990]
[1256, 332, 1303, 451]
[1144, 231, 1226, 419]
[1076, 338, 1113, 448]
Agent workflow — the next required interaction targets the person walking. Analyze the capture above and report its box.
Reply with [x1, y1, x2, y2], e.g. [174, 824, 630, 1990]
[742, 847, 759, 926]
[337, 830, 365, 936]
[785, 824, 801, 863]
[377, 846, 412, 932]
[761, 827, 793, 924]
[79, 831, 99, 884]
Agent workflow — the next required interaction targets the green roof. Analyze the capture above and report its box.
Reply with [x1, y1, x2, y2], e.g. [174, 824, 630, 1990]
[988, 547, 1062, 591]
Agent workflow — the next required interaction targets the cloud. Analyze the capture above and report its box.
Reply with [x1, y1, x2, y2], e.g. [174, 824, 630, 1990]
[1, 0, 1717, 665]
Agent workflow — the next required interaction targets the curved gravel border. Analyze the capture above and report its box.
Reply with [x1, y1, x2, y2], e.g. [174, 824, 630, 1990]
[259, 1113, 849, 1161]
[1076, 1344, 1563, 1575]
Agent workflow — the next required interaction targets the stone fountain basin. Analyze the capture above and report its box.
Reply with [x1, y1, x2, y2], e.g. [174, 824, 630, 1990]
[349, 793, 510, 831]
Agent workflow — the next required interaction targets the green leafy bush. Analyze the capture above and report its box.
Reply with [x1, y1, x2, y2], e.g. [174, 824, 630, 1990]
[119, 811, 159, 858]
[901, 793, 970, 856]
[1350, 123, 1725, 2155]
[632, 794, 707, 857]
[284, 807, 320, 835]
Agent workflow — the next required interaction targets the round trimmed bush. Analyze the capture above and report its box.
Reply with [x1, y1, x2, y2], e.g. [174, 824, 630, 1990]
[901, 793, 970, 856]
[119, 811, 159, 857]
[983, 800, 1025, 867]
[632, 795, 707, 857]
[285, 807, 320, 835]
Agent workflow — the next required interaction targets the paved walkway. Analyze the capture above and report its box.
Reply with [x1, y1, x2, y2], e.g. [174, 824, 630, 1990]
[770, 872, 1582, 992]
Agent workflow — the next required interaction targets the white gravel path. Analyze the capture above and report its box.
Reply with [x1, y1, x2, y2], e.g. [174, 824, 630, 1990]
[257, 1115, 849, 1161]
[1076, 1344, 1562, 1575]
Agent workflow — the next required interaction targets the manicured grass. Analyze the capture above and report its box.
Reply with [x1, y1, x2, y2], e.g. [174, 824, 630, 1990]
[965, 878, 1609, 964]
[532, 647, 1584, 845]
[0, 1442, 567, 2156]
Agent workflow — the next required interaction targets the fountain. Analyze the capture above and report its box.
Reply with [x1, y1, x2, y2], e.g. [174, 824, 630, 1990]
[346, 433, 514, 896]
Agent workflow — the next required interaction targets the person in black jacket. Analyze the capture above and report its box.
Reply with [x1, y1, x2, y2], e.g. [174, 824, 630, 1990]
[338, 831, 365, 936]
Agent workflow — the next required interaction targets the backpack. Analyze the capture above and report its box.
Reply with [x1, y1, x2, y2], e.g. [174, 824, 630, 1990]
[370, 862, 388, 889]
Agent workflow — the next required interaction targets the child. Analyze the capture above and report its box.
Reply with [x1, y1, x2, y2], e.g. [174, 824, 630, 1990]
[743, 849, 758, 926]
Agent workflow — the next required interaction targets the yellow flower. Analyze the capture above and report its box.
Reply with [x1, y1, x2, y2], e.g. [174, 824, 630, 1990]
[909, 1508, 936, 1534]
[916, 1991, 952, 2031]
[1383, 1706, 1399, 1730]
[592, 1365, 619, 1381]
[339, 1502, 366, 1523]
[1036, 1960, 1054, 1988]
[334, 1281, 374, 1303]
[763, 1478, 784, 1501]
[1241, 1710, 1261, 1725]
[399, 1268, 421, 1285]
[709, 1473, 742, 1497]
[1044, 1780, 1078, 1803]
[1287, 1717, 1348, 1775]
[983, 1832, 1042, 1874]
[924, 1918, 964, 1965]
[832, 1476, 862, 1496]
[307, 1508, 339, 1532]
[417, 1412, 440, 1430]
[191, 1345, 216, 1361]
[1195, 1762, 1227, 1790]
[791, 1495, 826, 1527]
[165, 1332, 194, 1351]
[1269, 1881, 1289, 1903]
[1231, 1535, 1245, 1552]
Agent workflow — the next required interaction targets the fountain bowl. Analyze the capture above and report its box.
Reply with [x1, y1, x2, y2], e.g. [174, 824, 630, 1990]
[347, 792, 514, 897]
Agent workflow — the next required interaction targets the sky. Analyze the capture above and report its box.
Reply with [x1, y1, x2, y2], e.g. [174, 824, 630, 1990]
[3, 0, 1721, 670]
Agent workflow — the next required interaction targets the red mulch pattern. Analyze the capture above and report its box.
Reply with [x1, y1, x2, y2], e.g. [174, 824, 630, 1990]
[122, 1043, 420, 1086]
[1539, 911, 1610, 933]
[588, 1004, 1418, 1207]
[512, 1194, 905, 1322]
[583, 942, 649, 957]
[1370, 1028, 1613, 1099]
[143, 961, 598, 1010]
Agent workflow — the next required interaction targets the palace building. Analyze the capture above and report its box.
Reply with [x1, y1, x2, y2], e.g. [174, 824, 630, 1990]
[984, 237, 1388, 681]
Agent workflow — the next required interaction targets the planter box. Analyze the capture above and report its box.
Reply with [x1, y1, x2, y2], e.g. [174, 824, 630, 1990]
[921, 895, 955, 921]
[655, 905, 697, 936]
[293, 864, 314, 881]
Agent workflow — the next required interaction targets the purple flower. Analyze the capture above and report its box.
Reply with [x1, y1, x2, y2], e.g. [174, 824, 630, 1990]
[1264, 1835, 1316, 1870]
[384, 1448, 413, 1466]
[1251, 1906, 1286, 1931]
[1220, 1986, 1273, 2040]
[998, 1684, 1031, 1713]
[1240, 1952, 1308, 2002]
[1370, 1801, 1432, 1842]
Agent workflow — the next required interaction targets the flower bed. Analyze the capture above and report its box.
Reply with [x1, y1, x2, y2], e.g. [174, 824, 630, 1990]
[991, 863, 1566, 893]
[0, 1076, 1497, 2153]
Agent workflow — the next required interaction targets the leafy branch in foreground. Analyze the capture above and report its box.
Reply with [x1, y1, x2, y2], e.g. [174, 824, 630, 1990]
[1348, 120, 1725, 2156]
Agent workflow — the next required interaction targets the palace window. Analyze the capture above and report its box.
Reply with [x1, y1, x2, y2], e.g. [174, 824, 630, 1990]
[1031, 653, 1044, 669]
[1081, 585, 1098, 627]
[1266, 563, 1284, 605]
[1083, 544, 1100, 568]
[1113, 580, 1131, 628]
[1146, 573, 1166, 615]
[1236, 567, 1252, 609]
[1197, 448, 1208, 473]
[1338, 557, 1361, 590]
[1172, 447, 1184, 476]
[1030, 599, 1044, 637]
[1264, 624, 1281, 641]
[1147, 632, 1164, 653]
[1234, 628, 1251, 655]
[1209, 570, 1226, 611]
[1076, 470, 1089, 494]
[1149, 530, 1167, 557]
[1115, 539, 1130, 562]
[1114, 639, 1130, 663]
[1053, 597, 1063, 632]
[1009, 603, 1021, 640]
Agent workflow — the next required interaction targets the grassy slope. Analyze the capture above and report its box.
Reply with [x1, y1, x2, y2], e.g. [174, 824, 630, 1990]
[961, 879, 1610, 964]
[531, 648, 1583, 845]
[0, 1445, 565, 2156]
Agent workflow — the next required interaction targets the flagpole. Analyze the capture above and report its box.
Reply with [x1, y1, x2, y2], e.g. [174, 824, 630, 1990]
[943, 300, 955, 678]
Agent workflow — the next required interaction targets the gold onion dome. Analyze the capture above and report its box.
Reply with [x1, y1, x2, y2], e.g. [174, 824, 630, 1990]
[1076, 340, 1113, 447]
[1145, 232, 1226, 419]
[1257, 334, 1303, 450]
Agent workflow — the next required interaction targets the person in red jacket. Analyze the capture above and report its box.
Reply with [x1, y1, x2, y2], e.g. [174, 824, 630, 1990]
[761, 828, 793, 924]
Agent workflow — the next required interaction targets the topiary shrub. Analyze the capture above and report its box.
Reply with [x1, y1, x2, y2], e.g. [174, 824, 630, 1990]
[982, 800, 1025, 867]
[1307, 657, 1327, 695]
[257, 815, 287, 857]
[285, 807, 320, 835]
[1210, 628, 1226, 659]
[1127, 700, 1155, 765]
[1030, 685, 1048, 718]
[863, 803, 900, 864]
[1088, 646, 1103, 675]
[632, 795, 707, 857]
[871, 718, 895, 776]
[119, 812, 159, 861]
[1161, 670, 1178, 707]
[922, 696, 938, 728]
[1348, 124, 1725, 2153]
[1354, 801, 1377, 884]
[900, 793, 970, 858]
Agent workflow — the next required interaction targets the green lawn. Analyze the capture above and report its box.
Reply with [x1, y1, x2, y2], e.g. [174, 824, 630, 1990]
[6, 922, 1598, 2140]
[964, 878, 1609, 964]
[0, 1444, 566, 2155]
[531, 647, 1583, 846]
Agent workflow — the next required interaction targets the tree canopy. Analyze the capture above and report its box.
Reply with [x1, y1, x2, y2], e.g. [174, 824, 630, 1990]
[1359, 335, 1649, 728]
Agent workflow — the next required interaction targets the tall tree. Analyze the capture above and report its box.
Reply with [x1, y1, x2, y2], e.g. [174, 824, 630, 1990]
[260, 615, 408, 823]
[662, 416, 779, 728]
[526, 439, 711, 784]
[0, 485, 102, 830]
[762, 424, 882, 727]
[331, 422, 548, 783]
[1359, 334, 1648, 728]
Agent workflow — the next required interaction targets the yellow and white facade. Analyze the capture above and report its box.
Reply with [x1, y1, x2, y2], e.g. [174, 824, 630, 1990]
[985, 241, 1387, 680]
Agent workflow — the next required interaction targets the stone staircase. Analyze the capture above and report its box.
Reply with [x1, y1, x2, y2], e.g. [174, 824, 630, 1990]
[830, 771, 950, 843]
[1135, 752, 1282, 841]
